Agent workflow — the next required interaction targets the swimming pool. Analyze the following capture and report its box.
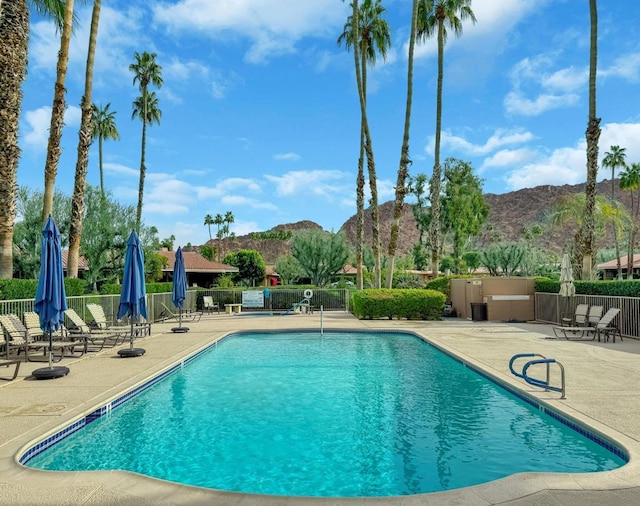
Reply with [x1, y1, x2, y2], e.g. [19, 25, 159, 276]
[23, 330, 626, 497]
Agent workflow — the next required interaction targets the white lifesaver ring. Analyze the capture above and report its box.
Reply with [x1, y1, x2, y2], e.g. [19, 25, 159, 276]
[303, 289, 313, 299]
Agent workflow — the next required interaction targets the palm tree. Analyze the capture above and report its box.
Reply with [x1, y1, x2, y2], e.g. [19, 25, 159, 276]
[578, 0, 601, 280]
[386, 0, 419, 288]
[130, 51, 163, 232]
[204, 214, 214, 240]
[602, 145, 627, 279]
[42, 0, 77, 224]
[417, 0, 476, 278]
[338, 0, 390, 288]
[68, 0, 103, 279]
[212, 213, 224, 260]
[549, 193, 627, 271]
[0, 0, 65, 278]
[620, 163, 640, 278]
[91, 103, 120, 197]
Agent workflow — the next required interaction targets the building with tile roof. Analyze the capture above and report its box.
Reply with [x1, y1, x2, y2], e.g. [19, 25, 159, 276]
[597, 254, 640, 280]
[157, 249, 239, 288]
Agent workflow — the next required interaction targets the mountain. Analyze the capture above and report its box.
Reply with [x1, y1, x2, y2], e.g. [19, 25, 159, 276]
[208, 180, 632, 263]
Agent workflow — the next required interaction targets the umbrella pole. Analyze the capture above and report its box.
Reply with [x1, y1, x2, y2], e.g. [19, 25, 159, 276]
[130, 318, 134, 350]
[48, 330, 53, 369]
[179, 308, 183, 328]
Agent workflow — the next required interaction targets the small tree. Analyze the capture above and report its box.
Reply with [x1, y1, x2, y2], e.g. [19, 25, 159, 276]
[481, 243, 526, 276]
[274, 255, 305, 285]
[441, 158, 488, 273]
[291, 230, 350, 287]
[223, 249, 266, 287]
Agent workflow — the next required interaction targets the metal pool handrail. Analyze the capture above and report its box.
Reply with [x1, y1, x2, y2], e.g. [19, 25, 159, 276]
[509, 353, 566, 399]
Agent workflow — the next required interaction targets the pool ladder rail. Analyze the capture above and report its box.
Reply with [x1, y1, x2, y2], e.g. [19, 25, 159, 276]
[509, 353, 566, 399]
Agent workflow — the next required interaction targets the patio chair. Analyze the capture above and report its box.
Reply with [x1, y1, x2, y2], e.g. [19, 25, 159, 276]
[23, 311, 67, 342]
[589, 308, 622, 342]
[64, 308, 127, 350]
[0, 359, 21, 381]
[87, 303, 152, 338]
[157, 302, 202, 323]
[203, 296, 220, 314]
[560, 303, 589, 326]
[0, 314, 85, 361]
[587, 305, 604, 327]
[554, 307, 622, 342]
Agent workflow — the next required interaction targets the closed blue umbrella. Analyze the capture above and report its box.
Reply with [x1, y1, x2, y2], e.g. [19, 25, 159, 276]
[171, 247, 189, 332]
[117, 231, 147, 357]
[33, 216, 69, 378]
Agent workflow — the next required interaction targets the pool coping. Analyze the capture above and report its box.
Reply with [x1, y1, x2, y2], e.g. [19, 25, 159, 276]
[11, 325, 640, 505]
[3, 315, 640, 505]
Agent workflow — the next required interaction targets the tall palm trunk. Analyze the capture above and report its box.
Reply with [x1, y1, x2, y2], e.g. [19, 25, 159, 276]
[351, 1, 381, 288]
[0, 0, 29, 278]
[136, 88, 147, 232]
[68, 0, 101, 278]
[98, 135, 105, 196]
[386, 0, 418, 288]
[360, 46, 381, 288]
[579, 0, 600, 280]
[611, 176, 621, 279]
[356, 123, 365, 289]
[429, 13, 445, 278]
[42, 0, 75, 223]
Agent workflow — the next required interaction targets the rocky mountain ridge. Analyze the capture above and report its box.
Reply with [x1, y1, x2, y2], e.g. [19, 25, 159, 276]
[209, 180, 631, 263]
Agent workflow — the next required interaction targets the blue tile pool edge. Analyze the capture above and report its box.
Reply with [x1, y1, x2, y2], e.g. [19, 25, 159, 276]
[17, 328, 630, 468]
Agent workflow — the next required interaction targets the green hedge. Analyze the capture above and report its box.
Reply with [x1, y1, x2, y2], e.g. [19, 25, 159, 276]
[352, 289, 446, 320]
[535, 277, 640, 297]
[0, 278, 86, 300]
[100, 282, 174, 295]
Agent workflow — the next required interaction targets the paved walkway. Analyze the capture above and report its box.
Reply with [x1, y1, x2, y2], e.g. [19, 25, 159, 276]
[1, 312, 640, 505]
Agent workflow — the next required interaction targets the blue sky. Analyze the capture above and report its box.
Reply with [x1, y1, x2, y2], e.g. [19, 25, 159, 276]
[19, 0, 640, 249]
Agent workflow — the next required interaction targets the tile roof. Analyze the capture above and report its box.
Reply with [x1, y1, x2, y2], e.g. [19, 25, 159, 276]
[62, 250, 88, 270]
[157, 250, 239, 273]
[597, 254, 640, 269]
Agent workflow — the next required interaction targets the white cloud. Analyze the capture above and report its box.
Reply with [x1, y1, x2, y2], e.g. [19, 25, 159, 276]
[504, 91, 580, 116]
[152, 0, 349, 63]
[479, 148, 538, 173]
[413, 0, 541, 61]
[436, 128, 535, 156]
[104, 162, 139, 177]
[29, 5, 147, 86]
[503, 122, 640, 190]
[274, 152, 301, 161]
[601, 52, 640, 82]
[265, 169, 350, 197]
[22, 105, 81, 151]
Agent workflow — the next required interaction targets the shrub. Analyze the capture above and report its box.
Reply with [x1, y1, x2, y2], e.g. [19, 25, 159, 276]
[535, 277, 640, 297]
[352, 289, 445, 320]
[0, 278, 86, 300]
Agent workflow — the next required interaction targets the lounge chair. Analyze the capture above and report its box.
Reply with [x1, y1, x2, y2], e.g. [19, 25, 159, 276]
[560, 303, 589, 326]
[23, 311, 67, 342]
[157, 302, 202, 323]
[554, 307, 622, 342]
[0, 359, 21, 381]
[0, 314, 85, 361]
[587, 305, 604, 327]
[64, 308, 127, 350]
[203, 296, 220, 314]
[86, 303, 151, 337]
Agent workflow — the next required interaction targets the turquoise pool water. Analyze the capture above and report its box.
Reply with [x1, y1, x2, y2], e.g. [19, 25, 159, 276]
[27, 331, 625, 497]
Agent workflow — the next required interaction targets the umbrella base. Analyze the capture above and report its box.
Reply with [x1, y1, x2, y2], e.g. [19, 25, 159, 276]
[171, 326, 189, 333]
[32, 366, 70, 380]
[117, 348, 145, 358]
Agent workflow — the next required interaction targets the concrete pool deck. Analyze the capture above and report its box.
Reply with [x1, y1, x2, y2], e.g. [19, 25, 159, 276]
[1, 311, 640, 505]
